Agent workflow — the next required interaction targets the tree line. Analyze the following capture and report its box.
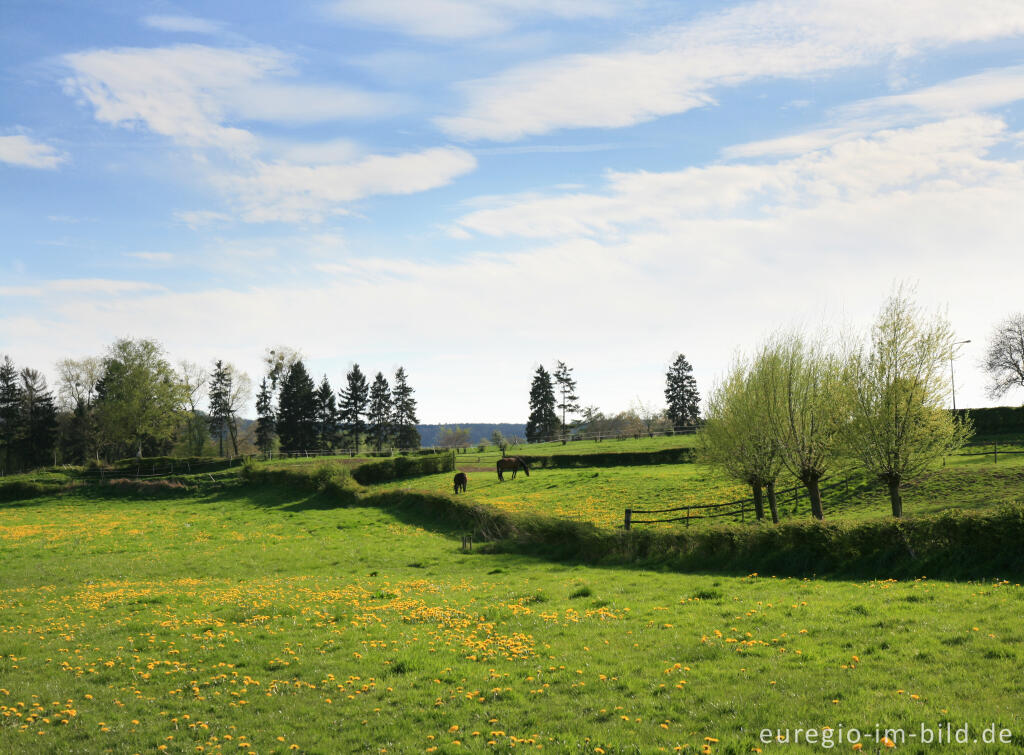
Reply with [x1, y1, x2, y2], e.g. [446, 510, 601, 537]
[256, 352, 420, 455]
[0, 339, 422, 473]
[701, 288, 977, 521]
[524, 355, 702, 443]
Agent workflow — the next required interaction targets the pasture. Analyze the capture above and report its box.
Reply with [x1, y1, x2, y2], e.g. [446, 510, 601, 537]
[381, 454, 1024, 530]
[2, 486, 1024, 753]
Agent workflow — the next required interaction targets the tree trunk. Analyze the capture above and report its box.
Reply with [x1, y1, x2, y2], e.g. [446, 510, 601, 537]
[751, 482, 765, 521]
[886, 475, 903, 518]
[766, 480, 779, 524]
[803, 472, 824, 520]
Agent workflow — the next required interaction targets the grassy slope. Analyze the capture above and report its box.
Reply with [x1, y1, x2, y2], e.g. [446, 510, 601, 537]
[379, 454, 1024, 530]
[2, 487, 1023, 753]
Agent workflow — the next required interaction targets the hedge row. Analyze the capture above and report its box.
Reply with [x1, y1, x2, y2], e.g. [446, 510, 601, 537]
[516, 448, 695, 469]
[350, 453, 455, 485]
[956, 406, 1024, 435]
[238, 461, 1024, 579]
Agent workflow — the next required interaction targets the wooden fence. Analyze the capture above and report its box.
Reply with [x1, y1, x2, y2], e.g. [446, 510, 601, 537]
[624, 474, 857, 530]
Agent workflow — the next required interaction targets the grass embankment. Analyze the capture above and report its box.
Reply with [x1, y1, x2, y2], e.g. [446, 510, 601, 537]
[2, 486, 1024, 753]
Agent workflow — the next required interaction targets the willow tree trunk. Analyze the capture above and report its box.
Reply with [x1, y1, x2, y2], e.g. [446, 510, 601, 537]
[766, 480, 779, 524]
[802, 472, 824, 520]
[751, 483, 765, 521]
[886, 476, 903, 518]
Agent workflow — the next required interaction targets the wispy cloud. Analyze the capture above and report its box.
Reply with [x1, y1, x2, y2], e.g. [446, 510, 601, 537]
[142, 15, 223, 35]
[124, 252, 175, 263]
[437, 0, 1024, 141]
[323, 0, 624, 40]
[0, 279, 165, 297]
[0, 133, 67, 169]
[62, 44, 475, 222]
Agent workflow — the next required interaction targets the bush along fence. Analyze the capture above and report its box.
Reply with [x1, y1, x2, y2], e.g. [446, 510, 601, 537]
[624, 474, 860, 530]
[350, 452, 456, 485]
[954, 406, 1024, 435]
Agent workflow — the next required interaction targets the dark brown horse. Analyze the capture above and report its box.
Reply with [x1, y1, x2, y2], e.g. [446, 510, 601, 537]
[496, 456, 530, 481]
[453, 471, 467, 494]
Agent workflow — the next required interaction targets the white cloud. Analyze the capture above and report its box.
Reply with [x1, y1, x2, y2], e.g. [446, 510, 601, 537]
[725, 65, 1024, 160]
[62, 44, 475, 222]
[221, 147, 477, 222]
[437, 0, 1024, 140]
[0, 279, 164, 297]
[452, 116, 1014, 239]
[125, 252, 175, 263]
[324, 0, 623, 40]
[0, 134, 67, 169]
[142, 15, 223, 35]
[174, 210, 234, 228]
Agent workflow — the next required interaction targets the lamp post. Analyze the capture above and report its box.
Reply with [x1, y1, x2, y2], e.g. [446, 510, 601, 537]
[950, 339, 971, 412]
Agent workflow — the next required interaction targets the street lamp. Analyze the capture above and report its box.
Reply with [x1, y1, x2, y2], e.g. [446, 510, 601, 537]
[950, 339, 971, 412]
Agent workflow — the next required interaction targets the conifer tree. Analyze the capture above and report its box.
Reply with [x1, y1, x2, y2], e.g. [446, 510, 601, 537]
[315, 375, 338, 450]
[19, 368, 58, 468]
[338, 364, 369, 452]
[367, 372, 392, 452]
[0, 356, 23, 473]
[553, 360, 580, 436]
[665, 353, 701, 428]
[391, 367, 420, 449]
[525, 365, 559, 442]
[276, 360, 317, 451]
[255, 377, 276, 456]
[208, 360, 232, 457]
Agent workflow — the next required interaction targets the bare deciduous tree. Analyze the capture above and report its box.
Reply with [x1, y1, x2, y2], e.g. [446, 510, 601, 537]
[982, 313, 1024, 400]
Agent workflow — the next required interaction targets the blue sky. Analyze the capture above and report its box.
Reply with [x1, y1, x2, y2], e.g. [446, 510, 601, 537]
[2, 0, 1024, 421]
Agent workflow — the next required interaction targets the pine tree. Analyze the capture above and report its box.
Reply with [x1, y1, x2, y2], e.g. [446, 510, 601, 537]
[276, 361, 317, 451]
[366, 373, 392, 452]
[553, 360, 580, 436]
[255, 377, 276, 456]
[391, 367, 420, 449]
[338, 364, 369, 452]
[525, 365, 559, 442]
[665, 353, 701, 428]
[315, 376, 338, 450]
[0, 356, 25, 473]
[208, 360, 232, 457]
[19, 368, 58, 468]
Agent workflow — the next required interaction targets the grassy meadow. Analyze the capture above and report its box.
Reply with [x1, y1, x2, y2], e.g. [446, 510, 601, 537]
[3, 485, 1024, 754]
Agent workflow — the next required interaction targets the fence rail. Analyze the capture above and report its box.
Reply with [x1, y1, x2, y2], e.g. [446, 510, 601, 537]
[624, 477, 854, 530]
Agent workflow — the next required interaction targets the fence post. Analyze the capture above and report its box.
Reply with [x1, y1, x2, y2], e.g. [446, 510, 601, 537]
[995, 442, 998, 464]
[624, 509, 632, 531]
[686, 507, 690, 527]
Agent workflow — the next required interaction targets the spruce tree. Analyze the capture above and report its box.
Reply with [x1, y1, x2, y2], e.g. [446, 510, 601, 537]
[525, 365, 559, 442]
[367, 372, 392, 452]
[553, 360, 580, 436]
[0, 356, 25, 473]
[338, 364, 369, 452]
[276, 360, 317, 451]
[315, 376, 338, 450]
[665, 353, 701, 428]
[255, 377, 276, 456]
[391, 367, 420, 449]
[208, 360, 232, 457]
[19, 368, 58, 468]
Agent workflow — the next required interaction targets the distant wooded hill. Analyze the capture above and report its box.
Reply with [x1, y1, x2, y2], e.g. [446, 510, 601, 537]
[417, 424, 526, 447]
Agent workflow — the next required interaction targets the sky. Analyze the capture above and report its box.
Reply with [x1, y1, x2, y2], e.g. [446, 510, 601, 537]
[2, 0, 1024, 422]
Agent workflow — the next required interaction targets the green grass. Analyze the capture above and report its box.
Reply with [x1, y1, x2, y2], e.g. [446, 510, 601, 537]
[2, 486, 1024, 753]
[377, 453, 1024, 531]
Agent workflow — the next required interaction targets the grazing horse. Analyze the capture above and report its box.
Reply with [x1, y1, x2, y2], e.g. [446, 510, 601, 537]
[453, 471, 467, 494]
[496, 456, 530, 481]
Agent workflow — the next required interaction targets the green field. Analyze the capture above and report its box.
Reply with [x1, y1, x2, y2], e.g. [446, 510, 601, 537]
[3, 486, 1024, 753]
[380, 453, 1024, 530]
